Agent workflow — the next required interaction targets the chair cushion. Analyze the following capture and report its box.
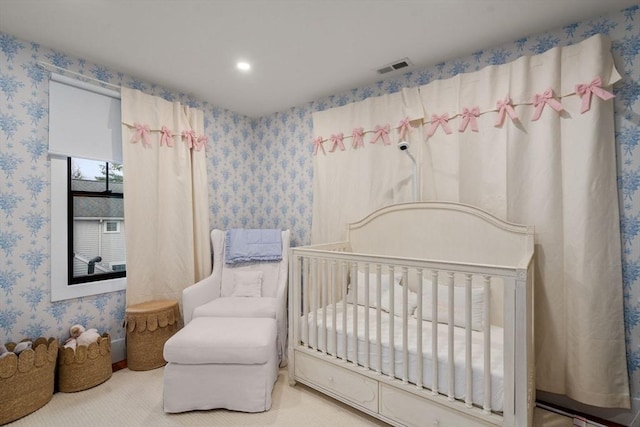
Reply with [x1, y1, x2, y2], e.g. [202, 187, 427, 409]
[220, 262, 283, 298]
[163, 317, 276, 365]
[192, 297, 277, 319]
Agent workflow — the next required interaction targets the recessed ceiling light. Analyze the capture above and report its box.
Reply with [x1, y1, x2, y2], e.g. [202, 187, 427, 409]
[237, 61, 251, 71]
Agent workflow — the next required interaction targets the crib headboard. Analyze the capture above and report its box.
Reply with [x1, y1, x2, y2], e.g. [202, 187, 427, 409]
[347, 202, 534, 269]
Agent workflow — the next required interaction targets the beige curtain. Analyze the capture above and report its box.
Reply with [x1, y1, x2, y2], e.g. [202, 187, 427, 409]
[121, 87, 211, 307]
[311, 34, 629, 409]
[311, 87, 424, 243]
[418, 34, 628, 408]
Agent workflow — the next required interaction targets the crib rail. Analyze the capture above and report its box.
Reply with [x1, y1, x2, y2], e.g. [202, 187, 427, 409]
[289, 244, 534, 425]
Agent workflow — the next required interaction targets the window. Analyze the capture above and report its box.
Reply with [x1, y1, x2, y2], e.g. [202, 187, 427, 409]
[110, 263, 126, 272]
[49, 73, 126, 301]
[69, 158, 125, 284]
[104, 221, 120, 233]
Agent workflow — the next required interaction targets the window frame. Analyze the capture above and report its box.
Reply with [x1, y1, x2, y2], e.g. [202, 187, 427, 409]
[103, 221, 120, 233]
[67, 158, 125, 286]
[50, 156, 126, 301]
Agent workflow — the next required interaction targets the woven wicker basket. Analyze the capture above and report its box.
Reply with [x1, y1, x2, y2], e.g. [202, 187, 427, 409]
[0, 337, 58, 425]
[57, 333, 112, 393]
[125, 300, 181, 371]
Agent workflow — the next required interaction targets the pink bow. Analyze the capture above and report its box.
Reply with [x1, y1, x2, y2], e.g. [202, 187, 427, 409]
[182, 130, 197, 149]
[160, 126, 175, 147]
[352, 127, 365, 149]
[458, 107, 480, 132]
[329, 133, 345, 152]
[370, 124, 391, 145]
[194, 135, 209, 151]
[426, 114, 452, 137]
[131, 123, 151, 147]
[531, 88, 564, 121]
[397, 117, 411, 141]
[575, 76, 614, 113]
[313, 136, 325, 156]
[494, 96, 518, 127]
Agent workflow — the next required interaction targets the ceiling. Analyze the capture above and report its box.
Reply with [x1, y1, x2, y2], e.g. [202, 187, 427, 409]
[0, 0, 637, 118]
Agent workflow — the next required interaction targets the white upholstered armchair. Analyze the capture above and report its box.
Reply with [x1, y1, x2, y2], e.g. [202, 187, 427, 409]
[182, 229, 290, 366]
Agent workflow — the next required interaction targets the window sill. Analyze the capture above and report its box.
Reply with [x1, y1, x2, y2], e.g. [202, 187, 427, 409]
[51, 276, 126, 302]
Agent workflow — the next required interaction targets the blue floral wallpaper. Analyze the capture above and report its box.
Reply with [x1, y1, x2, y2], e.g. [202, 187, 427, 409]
[0, 4, 638, 403]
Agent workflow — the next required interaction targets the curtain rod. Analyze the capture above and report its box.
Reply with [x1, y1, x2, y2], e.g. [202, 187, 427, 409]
[37, 61, 122, 92]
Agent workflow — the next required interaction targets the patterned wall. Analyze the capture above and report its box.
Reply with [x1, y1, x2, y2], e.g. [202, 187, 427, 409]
[0, 5, 638, 400]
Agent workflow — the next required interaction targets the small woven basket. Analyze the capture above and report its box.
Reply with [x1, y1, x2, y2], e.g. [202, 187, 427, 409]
[0, 337, 58, 425]
[125, 300, 181, 371]
[57, 333, 112, 393]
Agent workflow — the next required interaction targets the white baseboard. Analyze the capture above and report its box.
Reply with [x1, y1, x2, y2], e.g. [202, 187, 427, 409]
[110, 338, 126, 364]
[538, 391, 640, 426]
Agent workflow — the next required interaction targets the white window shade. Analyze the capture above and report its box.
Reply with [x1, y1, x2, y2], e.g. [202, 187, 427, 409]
[48, 73, 122, 163]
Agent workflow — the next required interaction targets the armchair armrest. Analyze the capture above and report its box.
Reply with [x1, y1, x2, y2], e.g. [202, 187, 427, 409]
[182, 273, 219, 324]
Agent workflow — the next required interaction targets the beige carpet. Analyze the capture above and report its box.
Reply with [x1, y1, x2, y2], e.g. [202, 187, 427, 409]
[8, 366, 573, 426]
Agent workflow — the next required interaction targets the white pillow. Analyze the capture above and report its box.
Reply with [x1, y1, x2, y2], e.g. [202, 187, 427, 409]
[231, 271, 263, 297]
[415, 278, 484, 331]
[346, 271, 401, 307]
[380, 282, 418, 318]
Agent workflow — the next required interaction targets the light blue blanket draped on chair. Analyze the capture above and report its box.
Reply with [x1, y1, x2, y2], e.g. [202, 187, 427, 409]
[224, 229, 283, 265]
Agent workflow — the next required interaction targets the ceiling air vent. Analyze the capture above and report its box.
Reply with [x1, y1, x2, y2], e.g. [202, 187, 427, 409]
[376, 58, 413, 74]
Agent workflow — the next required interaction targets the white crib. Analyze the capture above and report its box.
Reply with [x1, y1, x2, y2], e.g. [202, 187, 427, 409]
[288, 202, 535, 426]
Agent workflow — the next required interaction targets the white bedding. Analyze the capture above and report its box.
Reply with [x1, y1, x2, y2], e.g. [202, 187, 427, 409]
[300, 303, 504, 411]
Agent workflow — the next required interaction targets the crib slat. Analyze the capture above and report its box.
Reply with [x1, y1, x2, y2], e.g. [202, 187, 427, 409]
[352, 262, 358, 366]
[388, 265, 395, 379]
[447, 272, 455, 401]
[312, 259, 319, 351]
[321, 259, 328, 356]
[416, 268, 424, 389]
[302, 257, 309, 348]
[376, 264, 382, 374]
[363, 263, 370, 369]
[483, 275, 492, 414]
[331, 260, 337, 359]
[465, 273, 473, 408]
[431, 269, 439, 395]
[341, 260, 348, 361]
[402, 267, 409, 384]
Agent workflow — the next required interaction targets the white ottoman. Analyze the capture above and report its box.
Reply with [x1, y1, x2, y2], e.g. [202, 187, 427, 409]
[162, 316, 278, 413]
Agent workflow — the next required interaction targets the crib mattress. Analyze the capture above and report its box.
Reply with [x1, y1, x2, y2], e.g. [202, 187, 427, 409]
[300, 303, 504, 411]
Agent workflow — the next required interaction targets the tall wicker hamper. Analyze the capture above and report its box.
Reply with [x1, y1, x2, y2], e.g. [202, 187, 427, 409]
[0, 337, 58, 425]
[57, 333, 112, 392]
[125, 300, 181, 371]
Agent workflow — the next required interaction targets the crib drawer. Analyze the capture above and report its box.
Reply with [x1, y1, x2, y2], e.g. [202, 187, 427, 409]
[294, 352, 378, 412]
[380, 384, 491, 427]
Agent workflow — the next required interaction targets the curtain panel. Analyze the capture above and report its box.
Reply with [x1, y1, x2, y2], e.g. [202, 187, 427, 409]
[311, 34, 629, 408]
[311, 87, 424, 243]
[121, 87, 211, 308]
[417, 34, 627, 408]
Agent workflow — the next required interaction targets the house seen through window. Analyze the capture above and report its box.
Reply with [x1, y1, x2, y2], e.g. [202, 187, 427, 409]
[69, 157, 126, 284]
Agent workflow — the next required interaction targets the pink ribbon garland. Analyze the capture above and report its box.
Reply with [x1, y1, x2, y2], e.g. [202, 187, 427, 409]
[494, 96, 518, 127]
[313, 136, 325, 156]
[329, 133, 345, 152]
[370, 124, 391, 145]
[182, 130, 197, 149]
[195, 135, 209, 151]
[575, 76, 614, 114]
[426, 114, 452, 137]
[352, 127, 365, 149]
[398, 117, 411, 141]
[131, 123, 151, 147]
[459, 107, 480, 132]
[531, 88, 564, 121]
[160, 126, 175, 147]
